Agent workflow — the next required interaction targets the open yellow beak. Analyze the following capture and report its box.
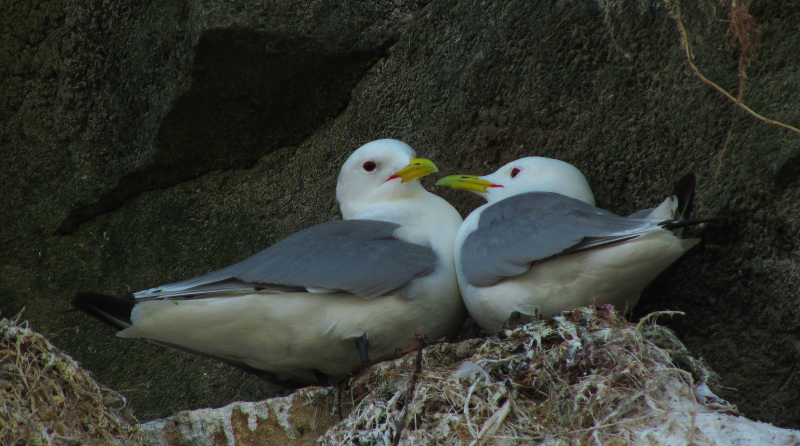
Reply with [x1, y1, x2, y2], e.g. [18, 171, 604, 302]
[435, 175, 500, 193]
[389, 158, 439, 183]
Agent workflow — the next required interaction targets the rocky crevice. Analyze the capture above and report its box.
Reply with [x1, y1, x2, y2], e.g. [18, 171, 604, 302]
[55, 27, 391, 235]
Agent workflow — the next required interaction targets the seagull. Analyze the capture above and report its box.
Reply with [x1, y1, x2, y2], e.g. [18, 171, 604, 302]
[72, 139, 466, 386]
[436, 157, 704, 333]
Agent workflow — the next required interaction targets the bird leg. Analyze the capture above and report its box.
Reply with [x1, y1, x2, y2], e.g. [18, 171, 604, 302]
[312, 369, 330, 386]
[501, 311, 523, 331]
[355, 333, 370, 363]
[501, 310, 538, 331]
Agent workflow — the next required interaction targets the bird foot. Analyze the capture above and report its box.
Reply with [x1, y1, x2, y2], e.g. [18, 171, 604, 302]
[355, 333, 370, 363]
[312, 369, 330, 386]
[501, 310, 537, 331]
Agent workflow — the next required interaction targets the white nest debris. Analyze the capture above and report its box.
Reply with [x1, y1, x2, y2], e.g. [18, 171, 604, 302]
[319, 308, 800, 446]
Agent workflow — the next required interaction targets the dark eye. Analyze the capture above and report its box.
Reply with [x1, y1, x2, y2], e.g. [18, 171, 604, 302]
[363, 161, 376, 172]
[511, 167, 521, 178]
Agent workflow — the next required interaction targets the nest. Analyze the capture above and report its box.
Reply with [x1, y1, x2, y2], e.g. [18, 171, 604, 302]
[0, 311, 143, 446]
[321, 307, 734, 445]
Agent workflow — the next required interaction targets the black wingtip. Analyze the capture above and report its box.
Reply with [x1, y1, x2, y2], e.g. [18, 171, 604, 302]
[71, 292, 135, 330]
[661, 216, 729, 231]
[671, 173, 697, 221]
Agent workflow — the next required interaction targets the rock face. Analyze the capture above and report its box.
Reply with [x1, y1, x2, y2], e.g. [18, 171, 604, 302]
[1, 0, 799, 426]
[141, 389, 341, 446]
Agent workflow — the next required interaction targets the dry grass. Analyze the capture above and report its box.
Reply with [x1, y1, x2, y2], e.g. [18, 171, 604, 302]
[0, 311, 143, 445]
[0, 307, 731, 445]
[321, 307, 733, 445]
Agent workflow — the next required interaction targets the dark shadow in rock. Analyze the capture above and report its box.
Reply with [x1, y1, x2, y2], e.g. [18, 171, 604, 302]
[56, 27, 387, 235]
[773, 145, 800, 189]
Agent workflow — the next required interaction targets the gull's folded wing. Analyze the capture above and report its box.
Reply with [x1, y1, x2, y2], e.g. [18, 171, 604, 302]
[134, 219, 438, 299]
[460, 192, 667, 287]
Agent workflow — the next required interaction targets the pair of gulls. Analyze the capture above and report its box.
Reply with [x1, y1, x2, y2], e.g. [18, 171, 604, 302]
[73, 139, 702, 386]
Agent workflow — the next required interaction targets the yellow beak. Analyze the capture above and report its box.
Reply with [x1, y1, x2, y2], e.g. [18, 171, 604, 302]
[389, 158, 439, 183]
[435, 175, 499, 193]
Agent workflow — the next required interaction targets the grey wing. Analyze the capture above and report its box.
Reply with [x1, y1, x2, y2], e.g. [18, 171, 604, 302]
[134, 220, 437, 299]
[627, 207, 656, 219]
[460, 192, 665, 287]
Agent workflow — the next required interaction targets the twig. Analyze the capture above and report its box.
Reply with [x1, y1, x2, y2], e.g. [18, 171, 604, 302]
[45, 325, 80, 339]
[336, 384, 343, 421]
[469, 398, 513, 446]
[688, 382, 699, 446]
[392, 331, 427, 445]
[718, 0, 757, 176]
[479, 411, 668, 442]
[636, 311, 684, 331]
[12, 308, 27, 325]
[463, 380, 481, 437]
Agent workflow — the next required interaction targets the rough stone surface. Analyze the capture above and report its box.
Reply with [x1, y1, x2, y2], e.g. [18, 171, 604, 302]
[141, 388, 342, 446]
[1, 0, 799, 427]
